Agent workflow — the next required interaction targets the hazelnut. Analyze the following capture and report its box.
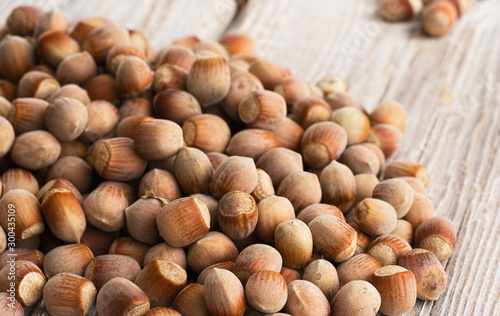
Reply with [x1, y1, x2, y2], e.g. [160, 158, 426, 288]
[319, 160, 356, 212]
[37, 30, 80, 68]
[353, 198, 398, 236]
[37, 178, 83, 204]
[46, 156, 93, 193]
[204, 268, 247, 316]
[251, 168, 275, 203]
[414, 216, 456, 261]
[218, 191, 258, 240]
[373, 178, 415, 218]
[330, 280, 381, 316]
[391, 219, 414, 244]
[403, 193, 435, 228]
[301, 121, 348, 169]
[143, 243, 187, 270]
[108, 237, 150, 267]
[116, 56, 153, 96]
[187, 53, 231, 107]
[122, 97, 154, 118]
[316, 75, 348, 95]
[256, 147, 303, 187]
[139, 168, 182, 201]
[134, 118, 183, 160]
[367, 124, 403, 159]
[275, 219, 313, 268]
[0, 260, 46, 306]
[297, 203, 344, 224]
[84, 254, 141, 290]
[43, 243, 94, 278]
[82, 22, 130, 63]
[153, 64, 187, 92]
[422, 0, 458, 37]
[1, 168, 39, 195]
[116, 115, 153, 138]
[18, 70, 60, 99]
[303, 259, 340, 301]
[153, 88, 201, 124]
[197, 261, 234, 285]
[399, 248, 447, 300]
[377, 0, 422, 21]
[0, 189, 44, 241]
[171, 283, 210, 316]
[80, 100, 119, 142]
[292, 96, 332, 129]
[384, 159, 430, 186]
[86, 137, 147, 181]
[125, 193, 166, 245]
[70, 17, 109, 45]
[34, 9, 69, 36]
[0, 292, 23, 316]
[325, 92, 365, 112]
[7, 6, 42, 36]
[56, 51, 98, 85]
[336, 253, 382, 286]
[48, 83, 90, 104]
[274, 76, 311, 106]
[43, 273, 97, 316]
[277, 171, 322, 213]
[193, 41, 230, 59]
[183, 113, 231, 153]
[83, 74, 120, 104]
[308, 215, 357, 262]
[341, 144, 381, 175]
[96, 277, 150, 316]
[0, 80, 17, 101]
[187, 231, 238, 273]
[284, 280, 330, 316]
[135, 260, 187, 307]
[157, 197, 210, 247]
[83, 184, 128, 232]
[174, 147, 213, 195]
[370, 100, 407, 133]
[156, 45, 196, 71]
[41, 188, 86, 242]
[271, 117, 304, 151]
[248, 59, 291, 90]
[246, 270, 288, 313]
[354, 173, 380, 203]
[219, 33, 256, 55]
[239, 90, 287, 129]
[0, 35, 35, 81]
[80, 224, 117, 256]
[222, 69, 263, 121]
[7, 98, 49, 134]
[371, 265, 417, 316]
[367, 234, 412, 266]
[331, 107, 371, 145]
[399, 176, 427, 195]
[226, 128, 278, 160]
[44, 97, 89, 141]
[11, 133, 61, 169]
[106, 43, 145, 74]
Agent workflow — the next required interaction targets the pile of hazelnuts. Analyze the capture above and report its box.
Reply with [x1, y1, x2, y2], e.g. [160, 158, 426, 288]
[0, 5, 457, 316]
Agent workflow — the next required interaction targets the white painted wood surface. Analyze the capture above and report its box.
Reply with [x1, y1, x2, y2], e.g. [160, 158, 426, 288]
[1, 0, 499, 315]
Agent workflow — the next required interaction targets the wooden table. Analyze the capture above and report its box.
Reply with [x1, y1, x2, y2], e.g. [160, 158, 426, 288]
[1, 0, 499, 315]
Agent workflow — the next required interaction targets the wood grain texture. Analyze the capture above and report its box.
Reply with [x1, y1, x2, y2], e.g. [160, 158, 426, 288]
[1, 0, 498, 315]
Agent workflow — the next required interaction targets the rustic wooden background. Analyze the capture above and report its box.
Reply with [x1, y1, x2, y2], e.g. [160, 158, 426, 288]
[1, 0, 499, 315]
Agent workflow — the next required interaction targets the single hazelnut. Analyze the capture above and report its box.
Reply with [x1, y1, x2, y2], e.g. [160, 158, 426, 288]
[251, 168, 275, 203]
[153, 88, 201, 124]
[43, 272, 97, 316]
[43, 243, 94, 278]
[297, 203, 344, 224]
[414, 216, 456, 261]
[391, 219, 414, 244]
[422, 0, 458, 37]
[155, 45, 196, 71]
[300, 121, 348, 169]
[354, 198, 398, 236]
[256, 196, 295, 243]
[308, 215, 357, 262]
[274, 76, 311, 106]
[187, 231, 238, 273]
[371, 265, 417, 316]
[319, 160, 356, 212]
[17, 70, 60, 99]
[83, 74, 120, 104]
[82, 22, 130, 63]
[96, 277, 150, 316]
[377, 0, 422, 21]
[284, 280, 330, 316]
[271, 117, 304, 151]
[143, 243, 187, 270]
[331, 280, 381, 316]
[219, 33, 256, 55]
[248, 59, 291, 90]
[403, 193, 435, 228]
[193, 41, 230, 59]
[34, 9, 69, 36]
[37, 30, 80, 68]
[41, 188, 86, 242]
[367, 234, 412, 266]
[139, 168, 182, 201]
[56, 51, 97, 85]
[373, 178, 415, 218]
[209, 156, 258, 199]
[116, 56, 153, 96]
[316, 75, 348, 95]
[108, 237, 150, 267]
[0, 260, 46, 306]
[275, 219, 313, 268]
[384, 159, 430, 186]
[6, 98, 48, 134]
[218, 191, 258, 241]
[331, 107, 371, 145]
[121, 97, 153, 118]
[246, 270, 288, 313]
[46, 156, 93, 193]
[239, 90, 287, 129]
[183, 113, 231, 153]
[1, 168, 39, 195]
[37, 178, 83, 204]
[197, 261, 234, 285]
[135, 260, 187, 307]
[336, 253, 382, 286]
[226, 128, 279, 160]
[354, 173, 380, 203]
[84, 254, 141, 290]
[292, 96, 332, 129]
[154, 63, 187, 92]
[171, 283, 210, 316]
[44, 97, 89, 141]
[222, 69, 263, 121]
[0, 35, 35, 81]
[0, 189, 44, 241]
[80, 100, 120, 142]
[204, 269, 247, 316]
[10, 130, 60, 169]
[187, 53, 231, 107]
[303, 259, 340, 301]
[366, 124, 403, 159]
[277, 171, 322, 213]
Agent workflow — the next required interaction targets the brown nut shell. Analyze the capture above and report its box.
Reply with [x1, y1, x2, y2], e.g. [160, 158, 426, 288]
[308, 215, 357, 262]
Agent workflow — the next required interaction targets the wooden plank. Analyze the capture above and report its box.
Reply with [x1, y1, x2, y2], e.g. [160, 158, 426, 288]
[227, 0, 500, 315]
